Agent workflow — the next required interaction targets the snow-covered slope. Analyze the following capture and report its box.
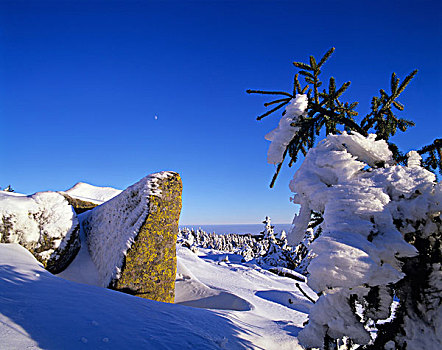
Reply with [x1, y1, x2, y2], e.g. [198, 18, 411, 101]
[63, 182, 122, 204]
[175, 246, 314, 349]
[0, 244, 253, 349]
[1, 242, 313, 349]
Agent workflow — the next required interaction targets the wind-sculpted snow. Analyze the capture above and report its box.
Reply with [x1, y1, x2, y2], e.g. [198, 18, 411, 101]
[289, 132, 441, 349]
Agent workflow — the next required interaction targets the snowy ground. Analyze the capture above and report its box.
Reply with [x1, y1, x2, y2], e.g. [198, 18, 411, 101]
[1, 241, 313, 349]
[1, 182, 316, 349]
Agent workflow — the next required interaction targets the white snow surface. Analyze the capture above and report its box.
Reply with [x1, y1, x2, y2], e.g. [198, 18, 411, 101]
[82, 172, 172, 288]
[265, 94, 308, 164]
[63, 182, 122, 204]
[288, 132, 440, 348]
[0, 191, 78, 261]
[1, 239, 315, 349]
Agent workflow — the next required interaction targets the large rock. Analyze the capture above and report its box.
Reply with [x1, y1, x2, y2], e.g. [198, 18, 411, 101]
[60, 193, 98, 214]
[0, 191, 80, 273]
[60, 182, 122, 214]
[82, 171, 182, 303]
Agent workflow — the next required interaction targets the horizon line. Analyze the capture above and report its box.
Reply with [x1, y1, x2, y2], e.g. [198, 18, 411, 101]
[179, 223, 292, 226]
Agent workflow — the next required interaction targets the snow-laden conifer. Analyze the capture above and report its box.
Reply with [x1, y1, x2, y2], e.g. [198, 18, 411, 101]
[291, 132, 440, 348]
[249, 48, 441, 348]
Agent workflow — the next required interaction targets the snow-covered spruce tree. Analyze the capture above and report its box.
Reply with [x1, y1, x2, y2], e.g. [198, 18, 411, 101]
[2, 185, 14, 192]
[177, 227, 264, 261]
[248, 48, 441, 349]
[258, 216, 296, 268]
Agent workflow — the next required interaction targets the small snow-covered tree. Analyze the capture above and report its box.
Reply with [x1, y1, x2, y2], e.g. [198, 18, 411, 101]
[2, 185, 14, 192]
[261, 216, 275, 239]
[248, 48, 441, 349]
[259, 216, 295, 268]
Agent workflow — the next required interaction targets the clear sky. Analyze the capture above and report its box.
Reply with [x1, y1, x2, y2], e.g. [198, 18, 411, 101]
[1, 0, 441, 224]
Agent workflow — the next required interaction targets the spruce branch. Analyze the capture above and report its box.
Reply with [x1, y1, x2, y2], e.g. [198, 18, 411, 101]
[293, 61, 313, 71]
[256, 101, 290, 120]
[418, 138, 442, 175]
[248, 49, 421, 186]
[296, 282, 317, 303]
[317, 47, 335, 68]
[246, 89, 293, 97]
[362, 70, 418, 142]
[270, 159, 285, 188]
[264, 97, 291, 107]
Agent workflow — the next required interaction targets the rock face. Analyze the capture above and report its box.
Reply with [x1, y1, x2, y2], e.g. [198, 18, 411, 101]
[82, 172, 182, 303]
[0, 191, 80, 273]
[60, 193, 98, 214]
[60, 182, 122, 214]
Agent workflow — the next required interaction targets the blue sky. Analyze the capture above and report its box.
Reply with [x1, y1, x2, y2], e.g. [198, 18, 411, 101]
[1, 0, 441, 224]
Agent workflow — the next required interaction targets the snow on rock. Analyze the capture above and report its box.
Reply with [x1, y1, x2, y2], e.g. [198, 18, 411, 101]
[0, 190, 80, 273]
[82, 171, 182, 303]
[265, 94, 308, 164]
[288, 131, 440, 348]
[63, 182, 122, 204]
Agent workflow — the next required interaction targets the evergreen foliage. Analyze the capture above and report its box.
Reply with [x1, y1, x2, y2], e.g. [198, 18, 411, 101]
[2, 185, 14, 192]
[418, 138, 442, 176]
[178, 218, 296, 270]
[247, 48, 441, 186]
[249, 49, 441, 349]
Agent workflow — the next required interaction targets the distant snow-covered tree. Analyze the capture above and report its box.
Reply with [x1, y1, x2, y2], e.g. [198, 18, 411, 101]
[258, 216, 296, 269]
[177, 227, 263, 260]
[2, 185, 14, 192]
[249, 48, 441, 349]
[178, 219, 297, 269]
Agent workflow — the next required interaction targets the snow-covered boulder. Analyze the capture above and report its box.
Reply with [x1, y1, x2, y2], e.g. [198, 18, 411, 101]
[59, 193, 99, 214]
[82, 171, 182, 303]
[63, 182, 122, 205]
[60, 182, 123, 214]
[0, 191, 80, 273]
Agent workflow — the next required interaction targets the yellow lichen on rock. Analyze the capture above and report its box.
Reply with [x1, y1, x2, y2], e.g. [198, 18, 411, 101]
[112, 173, 182, 303]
